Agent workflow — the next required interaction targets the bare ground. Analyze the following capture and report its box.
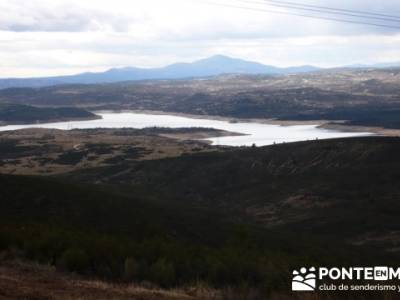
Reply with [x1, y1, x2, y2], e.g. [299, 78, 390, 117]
[1, 261, 397, 300]
[0, 128, 227, 175]
[0, 261, 211, 300]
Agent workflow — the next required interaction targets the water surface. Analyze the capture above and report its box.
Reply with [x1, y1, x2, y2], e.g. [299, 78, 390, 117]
[0, 112, 372, 146]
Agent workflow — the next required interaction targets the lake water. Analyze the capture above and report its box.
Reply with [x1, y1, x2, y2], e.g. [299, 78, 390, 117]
[0, 112, 372, 146]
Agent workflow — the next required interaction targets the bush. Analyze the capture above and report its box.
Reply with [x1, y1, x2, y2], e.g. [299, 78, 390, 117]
[0, 233, 8, 251]
[124, 257, 139, 280]
[150, 258, 176, 287]
[59, 248, 90, 273]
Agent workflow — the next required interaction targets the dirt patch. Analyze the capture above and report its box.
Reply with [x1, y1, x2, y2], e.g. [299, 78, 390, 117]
[0, 261, 196, 300]
[0, 128, 223, 175]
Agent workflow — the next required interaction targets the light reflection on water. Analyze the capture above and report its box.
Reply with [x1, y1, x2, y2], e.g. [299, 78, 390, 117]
[0, 112, 372, 147]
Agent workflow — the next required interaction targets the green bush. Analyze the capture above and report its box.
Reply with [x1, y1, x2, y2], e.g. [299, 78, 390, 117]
[59, 248, 90, 273]
[124, 257, 139, 280]
[0, 233, 8, 251]
[150, 258, 176, 287]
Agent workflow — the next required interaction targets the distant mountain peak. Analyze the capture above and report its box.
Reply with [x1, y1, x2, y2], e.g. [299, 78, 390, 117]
[200, 54, 239, 61]
[195, 55, 264, 65]
[0, 55, 321, 89]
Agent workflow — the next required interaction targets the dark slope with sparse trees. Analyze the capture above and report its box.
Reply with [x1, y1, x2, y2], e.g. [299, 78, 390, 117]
[0, 103, 98, 124]
[64, 136, 400, 246]
[1, 137, 400, 296]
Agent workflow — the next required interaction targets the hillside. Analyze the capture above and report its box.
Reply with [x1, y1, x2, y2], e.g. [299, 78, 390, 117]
[0, 171, 345, 297]
[0, 260, 395, 300]
[1, 129, 400, 297]
[65, 136, 400, 249]
[0, 103, 99, 125]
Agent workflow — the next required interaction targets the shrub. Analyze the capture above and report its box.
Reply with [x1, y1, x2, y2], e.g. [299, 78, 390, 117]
[59, 248, 90, 273]
[149, 258, 176, 287]
[124, 257, 139, 280]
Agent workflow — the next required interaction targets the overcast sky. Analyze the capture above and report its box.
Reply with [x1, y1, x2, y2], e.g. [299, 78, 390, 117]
[0, 0, 400, 77]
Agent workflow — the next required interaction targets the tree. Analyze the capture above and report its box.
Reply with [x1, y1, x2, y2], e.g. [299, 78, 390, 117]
[59, 248, 90, 273]
[124, 257, 139, 280]
[150, 258, 176, 287]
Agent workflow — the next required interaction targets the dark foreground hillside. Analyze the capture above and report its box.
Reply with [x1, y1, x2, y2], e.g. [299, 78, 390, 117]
[68, 136, 400, 248]
[1, 136, 400, 298]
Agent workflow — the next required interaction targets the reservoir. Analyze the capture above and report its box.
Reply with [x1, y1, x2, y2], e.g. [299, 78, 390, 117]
[0, 111, 371, 146]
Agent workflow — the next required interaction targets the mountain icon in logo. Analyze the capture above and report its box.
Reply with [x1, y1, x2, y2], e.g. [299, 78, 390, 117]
[292, 267, 316, 291]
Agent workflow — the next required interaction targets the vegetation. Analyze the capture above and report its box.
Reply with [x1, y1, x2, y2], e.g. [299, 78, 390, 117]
[0, 128, 218, 175]
[0, 103, 98, 124]
[282, 106, 400, 129]
[0, 174, 312, 291]
[1, 68, 400, 128]
[1, 136, 400, 297]
[67, 136, 400, 243]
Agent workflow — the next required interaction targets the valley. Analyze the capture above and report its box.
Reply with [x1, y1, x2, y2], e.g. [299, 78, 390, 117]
[1, 67, 399, 131]
[1, 66, 400, 299]
[1, 0, 400, 297]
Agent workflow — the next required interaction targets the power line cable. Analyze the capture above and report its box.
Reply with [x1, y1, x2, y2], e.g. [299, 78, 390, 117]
[261, 0, 400, 21]
[235, 0, 400, 23]
[196, 0, 400, 29]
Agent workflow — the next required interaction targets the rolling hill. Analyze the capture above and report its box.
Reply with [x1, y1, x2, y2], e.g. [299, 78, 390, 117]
[1, 130, 400, 298]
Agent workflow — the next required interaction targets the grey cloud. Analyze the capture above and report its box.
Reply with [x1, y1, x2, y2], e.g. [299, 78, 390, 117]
[0, 2, 135, 32]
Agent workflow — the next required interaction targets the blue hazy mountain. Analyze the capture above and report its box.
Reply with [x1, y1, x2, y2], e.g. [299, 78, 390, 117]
[0, 55, 320, 89]
[344, 62, 400, 69]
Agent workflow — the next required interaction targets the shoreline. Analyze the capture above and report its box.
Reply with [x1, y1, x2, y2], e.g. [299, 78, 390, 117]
[92, 109, 328, 126]
[0, 115, 102, 126]
[2, 108, 399, 138]
[93, 109, 400, 137]
[319, 123, 400, 137]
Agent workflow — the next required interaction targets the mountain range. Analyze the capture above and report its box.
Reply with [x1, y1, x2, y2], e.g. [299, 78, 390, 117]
[0, 55, 399, 90]
[0, 55, 319, 89]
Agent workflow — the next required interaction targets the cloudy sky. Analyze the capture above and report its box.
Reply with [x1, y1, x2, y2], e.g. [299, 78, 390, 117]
[0, 0, 400, 77]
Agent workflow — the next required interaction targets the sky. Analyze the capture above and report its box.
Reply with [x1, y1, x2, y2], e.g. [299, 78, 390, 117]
[0, 0, 400, 77]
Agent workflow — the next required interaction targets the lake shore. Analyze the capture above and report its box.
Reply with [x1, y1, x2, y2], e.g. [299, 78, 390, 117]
[157, 129, 245, 142]
[319, 122, 400, 137]
[93, 109, 328, 125]
[0, 115, 101, 126]
[93, 109, 397, 136]
[0, 110, 374, 146]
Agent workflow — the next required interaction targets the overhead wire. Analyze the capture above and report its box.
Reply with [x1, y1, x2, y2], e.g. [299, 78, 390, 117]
[195, 0, 400, 30]
[234, 0, 400, 23]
